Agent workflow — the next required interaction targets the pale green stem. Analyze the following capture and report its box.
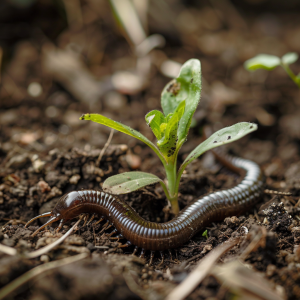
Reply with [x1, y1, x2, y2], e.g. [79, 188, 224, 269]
[281, 63, 300, 88]
[165, 162, 179, 215]
[174, 166, 185, 200]
[147, 144, 168, 169]
[158, 181, 171, 200]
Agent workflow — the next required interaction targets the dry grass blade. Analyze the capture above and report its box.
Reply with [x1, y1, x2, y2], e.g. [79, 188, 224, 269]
[264, 189, 292, 196]
[96, 129, 114, 167]
[212, 261, 284, 300]
[0, 243, 17, 256]
[239, 226, 266, 261]
[165, 238, 239, 300]
[0, 252, 88, 300]
[43, 45, 104, 105]
[26, 219, 81, 259]
[61, 0, 83, 29]
[0, 46, 2, 84]
[110, 0, 146, 46]
[0, 219, 81, 258]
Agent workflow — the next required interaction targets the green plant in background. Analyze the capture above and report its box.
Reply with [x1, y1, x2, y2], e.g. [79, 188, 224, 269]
[80, 59, 257, 215]
[244, 52, 300, 88]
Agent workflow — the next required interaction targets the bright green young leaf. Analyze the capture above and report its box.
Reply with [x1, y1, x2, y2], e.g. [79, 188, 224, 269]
[281, 52, 298, 65]
[145, 110, 166, 140]
[178, 122, 258, 175]
[244, 54, 281, 71]
[158, 100, 185, 147]
[103, 172, 163, 194]
[157, 101, 185, 161]
[80, 113, 166, 165]
[161, 59, 201, 143]
[166, 113, 174, 122]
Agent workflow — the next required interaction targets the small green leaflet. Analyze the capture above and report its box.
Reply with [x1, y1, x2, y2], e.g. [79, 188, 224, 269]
[281, 52, 298, 65]
[103, 172, 162, 194]
[244, 54, 281, 71]
[157, 101, 185, 162]
[245, 52, 299, 71]
[145, 110, 166, 140]
[158, 100, 185, 147]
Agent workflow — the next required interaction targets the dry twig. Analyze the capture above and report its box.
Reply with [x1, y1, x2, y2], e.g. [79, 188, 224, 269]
[264, 189, 292, 196]
[26, 219, 81, 259]
[96, 129, 114, 167]
[212, 261, 284, 300]
[239, 226, 267, 261]
[0, 243, 17, 256]
[165, 238, 239, 300]
[0, 219, 81, 259]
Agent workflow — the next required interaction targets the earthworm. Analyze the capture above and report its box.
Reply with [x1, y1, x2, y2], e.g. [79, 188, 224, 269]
[25, 154, 264, 255]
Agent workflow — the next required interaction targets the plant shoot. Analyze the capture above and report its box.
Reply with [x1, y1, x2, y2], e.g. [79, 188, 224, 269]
[80, 59, 257, 214]
[244, 52, 300, 88]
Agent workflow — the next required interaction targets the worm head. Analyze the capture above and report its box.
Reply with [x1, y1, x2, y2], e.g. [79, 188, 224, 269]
[25, 191, 82, 236]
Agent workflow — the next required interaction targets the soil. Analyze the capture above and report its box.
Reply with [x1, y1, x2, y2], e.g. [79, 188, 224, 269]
[1, 0, 300, 299]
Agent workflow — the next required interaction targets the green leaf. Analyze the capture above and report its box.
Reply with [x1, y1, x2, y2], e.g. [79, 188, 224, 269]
[281, 52, 298, 65]
[202, 230, 208, 239]
[145, 110, 166, 140]
[157, 101, 185, 161]
[244, 54, 281, 71]
[158, 101, 185, 146]
[161, 59, 201, 143]
[103, 172, 162, 194]
[80, 113, 166, 165]
[178, 122, 258, 174]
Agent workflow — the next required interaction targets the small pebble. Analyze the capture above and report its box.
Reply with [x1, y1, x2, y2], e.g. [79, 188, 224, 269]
[125, 153, 141, 169]
[38, 181, 51, 193]
[69, 174, 81, 185]
[40, 255, 50, 263]
[28, 82, 43, 97]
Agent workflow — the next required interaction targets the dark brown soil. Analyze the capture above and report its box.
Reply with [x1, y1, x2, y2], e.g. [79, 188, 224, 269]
[1, 0, 300, 299]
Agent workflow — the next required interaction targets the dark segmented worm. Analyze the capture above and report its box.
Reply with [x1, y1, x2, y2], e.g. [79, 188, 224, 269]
[25, 154, 264, 252]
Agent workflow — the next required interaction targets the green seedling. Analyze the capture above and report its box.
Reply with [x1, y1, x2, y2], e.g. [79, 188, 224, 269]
[80, 59, 257, 215]
[244, 52, 300, 88]
[202, 230, 208, 239]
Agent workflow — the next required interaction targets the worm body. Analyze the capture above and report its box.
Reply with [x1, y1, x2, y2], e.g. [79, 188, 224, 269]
[26, 155, 264, 251]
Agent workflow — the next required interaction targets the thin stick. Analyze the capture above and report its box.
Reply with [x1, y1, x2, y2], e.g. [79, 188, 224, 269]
[0, 47, 2, 84]
[165, 238, 239, 300]
[26, 219, 81, 259]
[96, 129, 114, 167]
[264, 189, 292, 196]
[0, 243, 17, 256]
[0, 253, 88, 300]
[239, 227, 266, 261]
[0, 219, 81, 258]
[61, 0, 83, 29]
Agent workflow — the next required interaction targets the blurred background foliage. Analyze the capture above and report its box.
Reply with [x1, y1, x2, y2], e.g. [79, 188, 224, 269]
[0, 0, 299, 161]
